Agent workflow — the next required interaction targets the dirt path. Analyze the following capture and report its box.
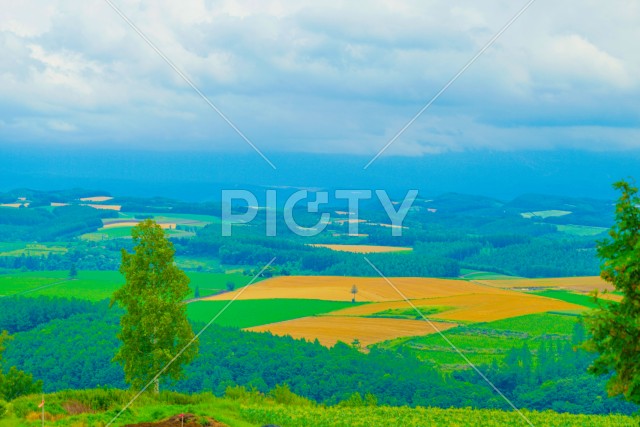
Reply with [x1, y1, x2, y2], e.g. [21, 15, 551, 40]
[123, 413, 227, 427]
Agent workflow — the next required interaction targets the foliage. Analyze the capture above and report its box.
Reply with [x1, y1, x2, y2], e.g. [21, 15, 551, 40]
[0, 296, 94, 334]
[112, 219, 198, 391]
[584, 180, 640, 403]
[0, 331, 41, 401]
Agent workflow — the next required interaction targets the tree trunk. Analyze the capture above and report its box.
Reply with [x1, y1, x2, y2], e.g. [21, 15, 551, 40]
[153, 378, 160, 394]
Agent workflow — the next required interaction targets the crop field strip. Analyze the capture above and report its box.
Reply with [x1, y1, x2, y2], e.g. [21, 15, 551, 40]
[378, 312, 581, 368]
[204, 275, 513, 302]
[325, 293, 584, 322]
[477, 276, 614, 292]
[247, 316, 458, 347]
[187, 299, 360, 328]
[308, 244, 413, 253]
[0, 270, 252, 301]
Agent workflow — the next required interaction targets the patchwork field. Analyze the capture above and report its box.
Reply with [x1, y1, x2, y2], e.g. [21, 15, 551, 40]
[187, 299, 358, 328]
[0, 270, 252, 301]
[309, 244, 412, 253]
[204, 276, 512, 303]
[0, 243, 67, 257]
[378, 312, 580, 368]
[476, 276, 614, 293]
[247, 316, 458, 347]
[326, 293, 584, 322]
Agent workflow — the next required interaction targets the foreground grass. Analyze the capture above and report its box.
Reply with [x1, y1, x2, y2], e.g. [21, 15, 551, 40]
[1, 389, 636, 427]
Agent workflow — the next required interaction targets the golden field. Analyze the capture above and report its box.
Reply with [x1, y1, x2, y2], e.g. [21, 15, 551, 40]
[309, 244, 413, 253]
[204, 276, 513, 303]
[327, 293, 584, 322]
[102, 220, 176, 229]
[477, 276, 614, 293]
[247, 316, 458, 347]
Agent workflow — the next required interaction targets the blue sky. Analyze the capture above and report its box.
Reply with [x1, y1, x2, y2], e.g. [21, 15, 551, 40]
[1, 0, 639, 156]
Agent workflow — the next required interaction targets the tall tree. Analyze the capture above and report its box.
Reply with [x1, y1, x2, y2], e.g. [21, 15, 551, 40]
[111, 219, 198, 392]
[584, 180, 640, 403]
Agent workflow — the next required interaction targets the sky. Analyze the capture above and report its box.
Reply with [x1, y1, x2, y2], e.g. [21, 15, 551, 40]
[1, 0, 639, 159]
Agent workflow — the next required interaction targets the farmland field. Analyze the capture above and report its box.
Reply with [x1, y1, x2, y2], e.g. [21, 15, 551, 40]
[187, 299, 359, 328]
[531, 289, 604, 309]
[0, 270, 251, 301]
[326, 293, 583, 322]
[82, 225, 193, 240]
[205, 275, 511, 302]
[309, 244, 413, 253]
[477, 276, 614, 292]
[247, 316, 458, 347]
[0, 243, 67, 257]
[378, 312, 579, 367]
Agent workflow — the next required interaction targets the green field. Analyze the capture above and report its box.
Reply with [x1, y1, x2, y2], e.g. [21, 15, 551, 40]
[555, 224, 608, 236]
[0, 270, 253, 301]
[82, 225, 194, 241]
[458, 269, 521, 280]
[378, 313, 579, 368]
[187, 299, 360, 328]
[0, 243, 68, 257]
[521, 210, 572, 219]
[532, 290, 602, 309]
[117, 212, 221, 226]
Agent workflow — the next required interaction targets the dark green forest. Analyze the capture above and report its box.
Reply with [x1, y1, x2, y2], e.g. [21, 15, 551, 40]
[1, 297, 636, 415]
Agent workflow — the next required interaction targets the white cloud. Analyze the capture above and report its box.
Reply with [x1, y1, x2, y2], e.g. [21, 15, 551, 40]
[0, 0, 638, 155]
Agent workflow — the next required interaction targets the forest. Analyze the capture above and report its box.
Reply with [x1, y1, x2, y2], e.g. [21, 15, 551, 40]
[1, 296, 636, 415]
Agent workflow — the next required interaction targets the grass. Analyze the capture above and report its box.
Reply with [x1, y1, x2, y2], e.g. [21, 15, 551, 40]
[187, 299, 359, 328]
[0, 243, 67, 257]
[556, 224, 608, 236]
[532, 290, 602, 309]
[118, 212, 221, 226]
[379, 312, 580, 368]
[472, 312, 580, 336]
[459, 269, 521, 280]
[82, 226, 192, 241]
[4, 388, 635, 427]
[2, 390, 259, 427]
[369, 305, 452, 319]
[0, 270, 252, 301]
[520, 210, 572, 219]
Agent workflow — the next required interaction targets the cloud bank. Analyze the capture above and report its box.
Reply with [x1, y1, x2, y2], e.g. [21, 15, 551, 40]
[1, 0, 639, 156]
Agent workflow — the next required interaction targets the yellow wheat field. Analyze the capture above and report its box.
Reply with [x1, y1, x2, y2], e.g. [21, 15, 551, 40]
[309, 244, 412, 253]
[84, 204, 122, 211]
[79, 196, 114, 202]
[477, 276, 614, 293]
[204, 276, 512, 303]
[327, 293, 584, 323]
[247, 316, 458, 347]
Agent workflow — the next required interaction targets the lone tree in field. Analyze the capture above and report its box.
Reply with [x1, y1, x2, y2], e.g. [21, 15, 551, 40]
[351, 284, 358, 303]
[111, 219, 198, 393]
[584, 180, 640, 403]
